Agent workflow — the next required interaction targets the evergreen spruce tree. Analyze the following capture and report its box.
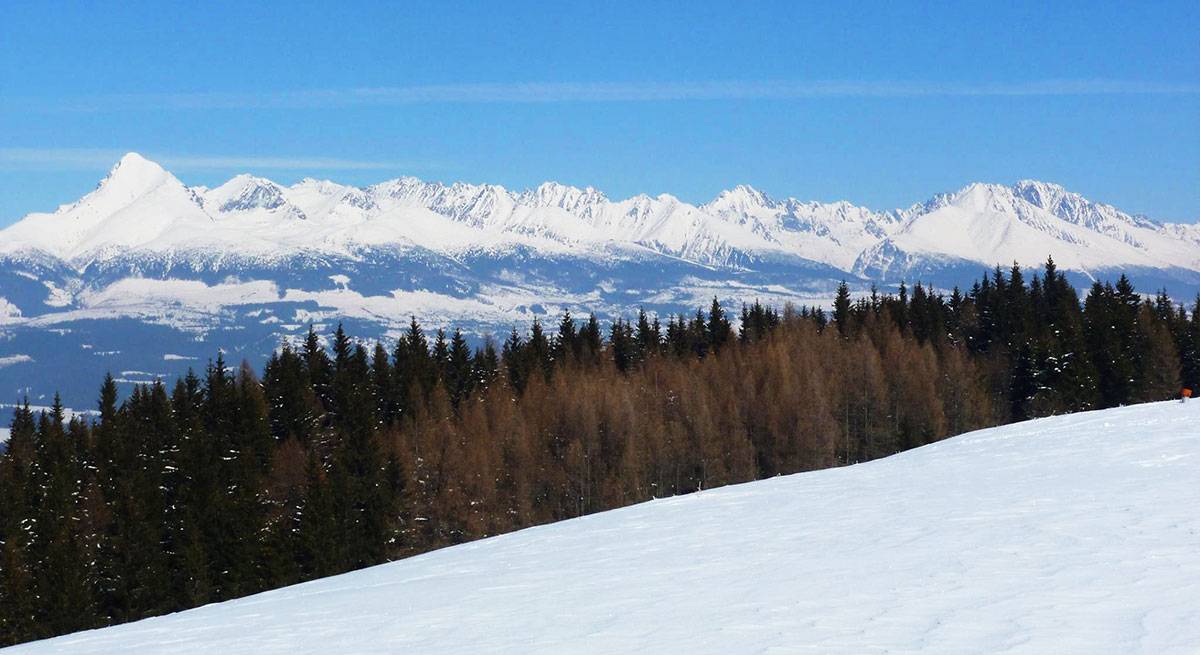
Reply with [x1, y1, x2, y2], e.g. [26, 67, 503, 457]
[389, 318, 432, 423]
[199, 353, 262, 601]
[552, 310, 579, 366]
[329, 347, 388, 571]
[296, 451, 339, 577]
[502, 328, 527, 393]
[1085, 282, 1137, 407]
[706, 298, 733, 354]
[471, 340, 500, 390]
[740, 300, 778, 343]
[168, 369, 213, 608]
[833, 281, 852, 336]
[302, 325, 333, 413]
[634, 308, 658, 360]
[665, 314, 689, 358]
[370, 342, 395, 426]
[0, 402, 39, 643]
[1136, 305, 1182, 401]
[1032, 258, 1098, 413]
[1184, 296, 1200, 391]
[580, 314, 603, 365]
[430, 330, 450, 390]
[1008, 344, 1037, 420]
[446, 329, 474, 407]
[684, 309, 706, 358]
[610, 319, 635, 372]
[332, 323, 353, 370]
[527, 319, 552, 382]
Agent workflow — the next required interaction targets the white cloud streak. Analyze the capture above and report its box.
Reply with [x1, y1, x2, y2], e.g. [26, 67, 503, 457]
[0, 148, 423, 172]
[11, 79, 1200, 112]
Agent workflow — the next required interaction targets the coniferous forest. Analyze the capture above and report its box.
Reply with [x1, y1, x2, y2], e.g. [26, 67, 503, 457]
[1, 259, 1196, 646]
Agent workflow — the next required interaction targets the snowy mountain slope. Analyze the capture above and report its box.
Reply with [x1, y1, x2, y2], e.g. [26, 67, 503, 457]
[702, 184, 902, 270]
[10, 400, 1199, 654]
[0, 154, 214, 260]
[855, 181, 1200, 280]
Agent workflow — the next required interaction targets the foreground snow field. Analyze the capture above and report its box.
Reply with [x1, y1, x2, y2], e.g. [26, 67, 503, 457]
[9, 401, 1200, 654]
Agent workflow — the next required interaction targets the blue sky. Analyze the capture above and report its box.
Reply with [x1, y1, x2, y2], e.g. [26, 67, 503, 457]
[0, 1, 1197, 226]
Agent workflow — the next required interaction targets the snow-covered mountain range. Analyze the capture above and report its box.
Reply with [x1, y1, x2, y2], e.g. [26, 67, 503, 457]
[3, 153, 1198, 276]
[10, 400, 1200, 653]
[1, 153, 1197, 406]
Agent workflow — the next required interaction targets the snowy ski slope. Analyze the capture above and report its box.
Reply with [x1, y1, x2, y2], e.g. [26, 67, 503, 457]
[8, 400, 1200, 654]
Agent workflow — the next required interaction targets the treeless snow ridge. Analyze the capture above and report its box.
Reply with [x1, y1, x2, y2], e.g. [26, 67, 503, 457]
[9, 401, 1200, 654]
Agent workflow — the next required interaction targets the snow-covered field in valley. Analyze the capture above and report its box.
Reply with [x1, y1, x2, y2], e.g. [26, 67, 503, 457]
[9, 401, 1200, 654]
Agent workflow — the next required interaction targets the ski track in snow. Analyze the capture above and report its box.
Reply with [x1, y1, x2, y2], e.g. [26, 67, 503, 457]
[8, 400, 1200, 654]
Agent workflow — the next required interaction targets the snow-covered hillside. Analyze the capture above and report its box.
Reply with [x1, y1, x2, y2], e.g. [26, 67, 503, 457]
[11, 401, 1199, 654]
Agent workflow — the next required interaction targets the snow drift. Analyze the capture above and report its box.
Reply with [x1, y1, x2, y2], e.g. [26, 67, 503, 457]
[9, 400, 1200, 654]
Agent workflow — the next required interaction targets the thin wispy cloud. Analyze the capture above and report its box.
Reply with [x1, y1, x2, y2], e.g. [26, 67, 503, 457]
[13, 79, 1200, 112]
[162, 154, 422, 171]
[0, 148, 427, 172]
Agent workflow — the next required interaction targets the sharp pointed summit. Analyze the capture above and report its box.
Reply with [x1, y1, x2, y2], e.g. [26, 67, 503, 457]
[100, 152, 172, 195]
[705, 185, 773, 214]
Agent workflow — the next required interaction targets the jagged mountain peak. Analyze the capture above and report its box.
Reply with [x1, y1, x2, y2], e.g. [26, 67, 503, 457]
[88, 152, 177, 207]
[854, 177, 1200, 279]
[1013, 178, 1067, 196]
[221, 172, 278, 189]
[919, 179, 1153, 229]
[521, 181, 609, 210]
[0, 154, 213, 259]
[906, 181, 1025, 218]
[207, 174, 289, 212]
[49, 152, 199, 227]
[1012, 179, 1082, 211]
[705, 184, 774, 214]
[953, 181, 1020, 209]
[364, 175, 431, 201]
[1010, 179, 1160, 230]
